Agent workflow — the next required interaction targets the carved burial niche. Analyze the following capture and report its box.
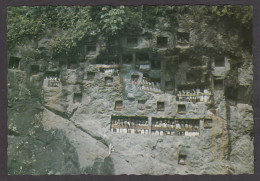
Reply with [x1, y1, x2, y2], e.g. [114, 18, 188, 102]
[31, 65, 39, 75]
[115, 101, 123, 111]
[131, 74, 139, 84]
[178, 104, 186, 114]
[177, 32, 189, 44]
[178, 151, 187, 165]
[215, 55, 225, 67]
[123, 53, 133, 64]
[46, 71, 60, 87]
[137, 100, 146, 110]
[214, 79, 224, 90]
[105, 77, 113, 86]
[87, 72, 95, 81]
[127, 37, 138, 47]
[157, 101, 165, 111]
[204, 119, 212, 129]
[48, 80, 59, 87]
[73, 93, 82, 103]
[9, 57, 21, 69]
[157, 37, 168, 48]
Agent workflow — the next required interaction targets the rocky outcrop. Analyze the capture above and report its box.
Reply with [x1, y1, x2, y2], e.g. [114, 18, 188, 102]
[7, 8, 253, 175]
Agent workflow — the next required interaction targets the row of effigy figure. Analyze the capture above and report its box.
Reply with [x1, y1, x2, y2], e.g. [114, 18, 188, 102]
[111, 127, 149, 134]
[47, 76, 60, 87]
[111, 117, 148, 127]
[177, 88, 211, 102]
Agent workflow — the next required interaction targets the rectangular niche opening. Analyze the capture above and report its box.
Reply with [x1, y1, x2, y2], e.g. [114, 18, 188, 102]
[87, 72, 95, 81]
[157, 37, 168, 48]
[110, 116, 149, 134]
[178, 104, 186, 114]
[115, 101, 123, 111]
[157, 101, 165, 111]
[68, 62, 77, 69]
[178, 153, 187, 165]
[105, 77, 113, 86]
[127, 37, 138, 47]
[151, 118, 175, 136]
[204, 119, 212, 129]
[151, 60, 161, 70]
[31, 65, 39, 75]
[46, 71, 60, 87]
[136, 52, 149, 62]
[165, 81, 174, 90]
[215, 55, 225, 67]
[9, 57, 21, 69]
[73, 93, 82, 103]
[131, 74, 139, 84]
[137, 100, 146, 110]
[214, 79, 224, 90]
[177, 32, 189, 44]
[122, 53, 133, 64]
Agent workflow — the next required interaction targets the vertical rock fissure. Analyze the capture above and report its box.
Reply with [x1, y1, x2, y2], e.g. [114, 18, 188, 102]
[225, 99, 232, 161]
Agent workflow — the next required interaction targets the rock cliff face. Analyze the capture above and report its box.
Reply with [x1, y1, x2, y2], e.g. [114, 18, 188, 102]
[7, 10, 253, 175]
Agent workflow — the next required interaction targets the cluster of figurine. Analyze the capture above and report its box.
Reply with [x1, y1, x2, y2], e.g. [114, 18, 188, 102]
[177, 38, 189, 45]
[111, 117, 149, 134]
[138, 64, 150, 70]
[176, 131, 199, 136]
[150, 119, 199, 136]
[151, 130, 199, 136]
[112, 128, 149, 134]
[47, 76, 60, 87]
[177, 88, 211, 103]
[142, 77, 161, 91]
[175, 120, 200, 130]
[152, 119, 199, 129]
[151, 130, 175, 136]
[111, 117, 200, 136]
[153, 120, 175, 128]
[100, 68, 117, 74]
[111, 118, 148, 127]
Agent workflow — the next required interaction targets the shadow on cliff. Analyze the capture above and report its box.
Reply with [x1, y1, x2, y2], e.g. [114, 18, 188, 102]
[82, 156, 115, 175]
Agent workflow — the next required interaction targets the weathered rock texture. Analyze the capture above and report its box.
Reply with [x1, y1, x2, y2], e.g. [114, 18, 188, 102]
[7, 10, 253, 175]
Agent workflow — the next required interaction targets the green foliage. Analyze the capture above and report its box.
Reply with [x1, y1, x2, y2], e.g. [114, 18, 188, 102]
[99, 6, 126, 37]
[7, 6, 56, 47]
[50, 7, 97, 56]
[211, 5, 253, 29]
[7, 6, 253, 57]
